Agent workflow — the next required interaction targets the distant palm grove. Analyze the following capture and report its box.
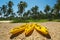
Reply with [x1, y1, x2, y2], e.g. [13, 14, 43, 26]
[0, 0, 60, 21]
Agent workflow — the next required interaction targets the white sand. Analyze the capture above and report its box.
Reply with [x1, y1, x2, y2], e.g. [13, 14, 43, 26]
[0, 22, 60, 40]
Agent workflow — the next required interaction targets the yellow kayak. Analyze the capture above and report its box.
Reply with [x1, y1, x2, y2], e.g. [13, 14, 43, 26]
[25, 23, 34, 36]
[35, 24, 48, 35]
[10, 24, 27, 34]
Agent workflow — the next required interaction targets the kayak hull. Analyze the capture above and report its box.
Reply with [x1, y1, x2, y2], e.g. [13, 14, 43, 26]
[35, 24, 48, 35]
[25, 24, 34, 36]
[10, 24, 26, 34]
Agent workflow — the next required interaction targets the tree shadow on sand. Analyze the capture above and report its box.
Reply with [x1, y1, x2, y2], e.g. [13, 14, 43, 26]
[10, 30, 24, 39]
[36, 30, 51, 39]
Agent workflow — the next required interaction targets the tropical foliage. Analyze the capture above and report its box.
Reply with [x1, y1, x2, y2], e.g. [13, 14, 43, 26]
[0, 0, 60, 21]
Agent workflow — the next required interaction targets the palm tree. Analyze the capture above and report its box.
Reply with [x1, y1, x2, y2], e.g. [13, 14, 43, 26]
[44, 5, 50, 18]
[23, 12, 27, 17]
[54, 0, 60, 18]
[0, 7, 2, 18]
[0, 7, 2, 15]
[1, 5, 7, 17]
[44, 5, 50, 14]
[31, 6, 38, 14]
[39, 11, 44, 19]
[23, 10, 31, 19]
[31, 6, 39, 19]
[26, 10, 31, 17]
[17, 1, 27, 17]
[8, 1, 14, 8]
[7, 1, 14, 17]
[23, 10, 30, 17]
[54, 4, 59, 15]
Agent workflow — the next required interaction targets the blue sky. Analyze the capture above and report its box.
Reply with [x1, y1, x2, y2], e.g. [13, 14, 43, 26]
[0, 0, 57, 13]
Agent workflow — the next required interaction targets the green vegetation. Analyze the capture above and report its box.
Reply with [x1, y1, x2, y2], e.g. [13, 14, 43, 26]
[12, 19, 60, 23]
[0, 0, 60, 23]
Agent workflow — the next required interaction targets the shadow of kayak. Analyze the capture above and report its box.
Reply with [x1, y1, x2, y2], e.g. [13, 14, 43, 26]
[10, 30, 24, 39]
[36, 30, 51, 39]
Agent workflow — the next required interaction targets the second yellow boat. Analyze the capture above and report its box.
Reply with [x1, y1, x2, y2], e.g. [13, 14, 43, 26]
[25, 23, 34, 36]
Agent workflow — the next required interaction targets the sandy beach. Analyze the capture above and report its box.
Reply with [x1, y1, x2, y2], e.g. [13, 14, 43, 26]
[0, 22, 60, 40]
